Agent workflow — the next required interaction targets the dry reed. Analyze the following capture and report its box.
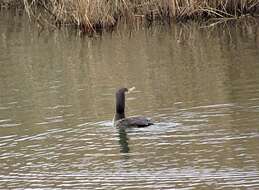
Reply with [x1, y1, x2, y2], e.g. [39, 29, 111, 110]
[3, 0, 259, 32]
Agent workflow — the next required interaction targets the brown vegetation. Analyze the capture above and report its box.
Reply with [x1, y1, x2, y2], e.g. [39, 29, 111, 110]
[2, 0, 259, 33]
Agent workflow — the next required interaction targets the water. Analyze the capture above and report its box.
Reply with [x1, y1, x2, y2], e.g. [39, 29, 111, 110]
[1, 11, 259, 189]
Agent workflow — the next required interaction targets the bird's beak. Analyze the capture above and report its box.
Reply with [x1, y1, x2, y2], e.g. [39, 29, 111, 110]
[127, 86, 136, 94]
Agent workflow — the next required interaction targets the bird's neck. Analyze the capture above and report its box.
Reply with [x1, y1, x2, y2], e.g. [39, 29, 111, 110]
[115, 92, 125, 121]
[114, 112, 125, 121]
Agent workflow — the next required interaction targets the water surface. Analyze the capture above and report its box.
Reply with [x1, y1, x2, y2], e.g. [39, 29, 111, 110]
[0, 11, 259, 189]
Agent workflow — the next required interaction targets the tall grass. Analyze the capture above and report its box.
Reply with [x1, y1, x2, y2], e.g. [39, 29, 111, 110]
[4, 0, 259, 32]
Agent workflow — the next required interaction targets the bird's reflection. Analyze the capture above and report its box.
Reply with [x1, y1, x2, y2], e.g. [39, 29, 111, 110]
[118, 128, 130, 154]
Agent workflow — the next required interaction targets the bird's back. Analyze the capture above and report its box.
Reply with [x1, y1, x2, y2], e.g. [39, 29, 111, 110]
[114, 116, 153, 128]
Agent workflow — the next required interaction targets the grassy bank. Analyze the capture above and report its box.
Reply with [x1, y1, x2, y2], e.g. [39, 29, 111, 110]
[2, 0, 259, 33]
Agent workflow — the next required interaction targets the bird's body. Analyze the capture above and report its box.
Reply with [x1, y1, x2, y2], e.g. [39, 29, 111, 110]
[114, 116, 153, 128]
[113, 87, 153, 128]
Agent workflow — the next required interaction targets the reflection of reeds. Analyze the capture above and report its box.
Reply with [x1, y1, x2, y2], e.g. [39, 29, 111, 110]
[2, 0, 259, 32]
[0, 0, 23, 9]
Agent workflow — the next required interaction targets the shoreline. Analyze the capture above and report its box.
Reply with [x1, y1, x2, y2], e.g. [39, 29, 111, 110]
[1, 1, 259, 33]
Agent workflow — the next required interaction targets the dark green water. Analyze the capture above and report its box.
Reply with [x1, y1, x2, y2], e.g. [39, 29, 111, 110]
[0, 11, 259, 189]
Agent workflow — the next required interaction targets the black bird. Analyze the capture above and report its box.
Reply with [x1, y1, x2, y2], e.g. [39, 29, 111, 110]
[113, 87, 153, 128]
